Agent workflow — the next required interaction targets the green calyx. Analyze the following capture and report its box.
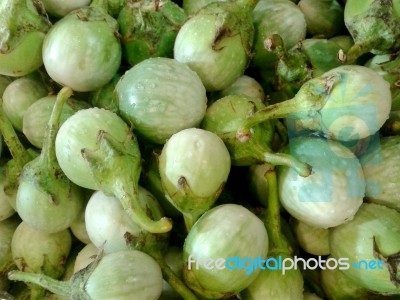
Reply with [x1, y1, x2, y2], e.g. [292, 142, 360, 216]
[10, 249, 188, 300]
[3, 156, 34, 211]
[183, 0, 259, 16]
[158, 128, 231, 231]
[16, 87, 85, 233]
[90, 0, 125, 16]
[80, 130, 140, 196]
[17, 153, 84, 231]
[163, 175, 226, 231]
[373, 237, 400, 288]
[7, 251, 105, 300]
[343, 0, 400, 63]
[263, 34, 311, 90]
[257, 35, 342, 102]
[202, 95, 311, 176]
[174, 1, 255, 92]
[118, 0, 186, 66]
[81, 129, 172, 234]
[140, 151, 182, 218]
[197, 1, 254, 59]
[0, 0, 51, 76]
[183, 267, 229, 299]
[0, 0, 50, 52]
[237, 72, 340, 132]
[69, 251, 104, 300]
[0, 32, 45, 77]
[70, 5, 119, 32]
[251, 0, 307, 70]
[202, 95, 274, 165]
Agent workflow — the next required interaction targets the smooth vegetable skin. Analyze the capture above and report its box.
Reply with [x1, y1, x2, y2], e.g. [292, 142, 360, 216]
[360, 135, 400, 210]
[116, 57, 207, 144]
[2, 77, 48, 132]
[41, 0, 91, 18]
[42, 6, 121, 92]
[291, 218, 330, 256]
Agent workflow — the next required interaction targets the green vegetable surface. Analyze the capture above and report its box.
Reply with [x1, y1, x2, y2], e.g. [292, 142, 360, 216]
[0, 0, 399, 299]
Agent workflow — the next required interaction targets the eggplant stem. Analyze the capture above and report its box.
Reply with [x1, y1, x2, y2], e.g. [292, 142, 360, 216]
[262, 151, 311, 177]
[264, 34, 286, 60]
[238, 74, 338, 132]
[30, 284, 47, 300]
[80, 129, 173, 234]
[150, 251, 199, 300]
[237, 0, 260, 11]
[343, 43, 371, 64]
[392, 121, 400, 134]
[89, 0, 107, 10]
[114, 179, 173, 234]
[264, 169, 292, 255]
[238, 97, 301, 131]
[0, 98, 31, 168]
[274, 120, 289, 145]
[8, 270, 70, 298]
[183, 211, 202, 233]
[39, 87, 72, 168]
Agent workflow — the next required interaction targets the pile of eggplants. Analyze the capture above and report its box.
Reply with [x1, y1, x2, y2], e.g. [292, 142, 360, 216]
[1, 0, 400, 299]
